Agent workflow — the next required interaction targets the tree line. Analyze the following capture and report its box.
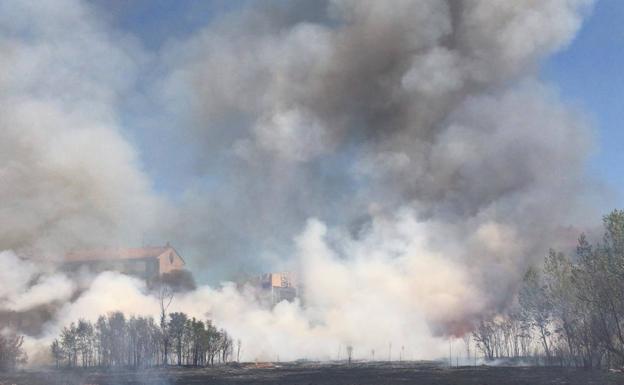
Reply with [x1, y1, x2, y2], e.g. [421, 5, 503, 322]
[51, 311, 239, 369]
[472, 209, 624, 369]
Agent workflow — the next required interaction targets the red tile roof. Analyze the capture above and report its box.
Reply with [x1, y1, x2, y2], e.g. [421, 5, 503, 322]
[64, 246, 171, 262]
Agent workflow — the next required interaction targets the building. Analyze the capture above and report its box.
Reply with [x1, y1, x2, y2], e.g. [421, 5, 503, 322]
[257, 272, 298, 305]
[61, 243, 186, 282]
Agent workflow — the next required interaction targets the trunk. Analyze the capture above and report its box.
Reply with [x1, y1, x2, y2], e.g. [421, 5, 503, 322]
[539, 325, 551, 361]
[163, 340, 169, 365]
[177, 339, 182, 366]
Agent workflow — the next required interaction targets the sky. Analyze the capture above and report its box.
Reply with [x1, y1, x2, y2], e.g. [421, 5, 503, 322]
[2, 0, 617, 362]
[542, 0, 624, 205]
[91, 0, 246, 49]
[91, 0, 624, 208]
[3, 0, 603, 282]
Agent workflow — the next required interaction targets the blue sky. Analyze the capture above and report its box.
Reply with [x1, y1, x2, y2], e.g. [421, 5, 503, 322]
[91, 0, 248, 49]
[542, 0, 624, 205]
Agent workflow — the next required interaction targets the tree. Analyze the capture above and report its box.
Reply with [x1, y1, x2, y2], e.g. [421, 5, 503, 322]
[108, 312, 127, 367]
[205, 321, 220, 366]
[219, 329, 233, 364]
[76, 319, 94, 367]
[542, 250, 582, 367]
[52, 311, 234, 369]
[519, 267, 553, 361]
[157, 284, 174, 365]
[0, 332, 26, 371]
[236, 339, 242, 362]
[168, 312, 188, 366]
[51, 339, 64, 369]
[61, 323, 78, 367]
[472, 320, 495, 360]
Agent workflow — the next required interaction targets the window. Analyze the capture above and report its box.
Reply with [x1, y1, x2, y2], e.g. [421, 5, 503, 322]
[169, 252, 174, 264]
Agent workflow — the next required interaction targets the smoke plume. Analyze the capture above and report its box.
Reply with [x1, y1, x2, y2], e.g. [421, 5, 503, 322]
[0, 0, 603, 363]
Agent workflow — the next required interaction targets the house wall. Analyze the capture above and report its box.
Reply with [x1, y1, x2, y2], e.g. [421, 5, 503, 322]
[61, 257, 159, 281]
[270, 272, 296, 288]
[158, 248, 185, 274]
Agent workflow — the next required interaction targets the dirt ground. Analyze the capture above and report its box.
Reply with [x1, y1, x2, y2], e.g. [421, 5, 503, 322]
[1, 361, 623, 385]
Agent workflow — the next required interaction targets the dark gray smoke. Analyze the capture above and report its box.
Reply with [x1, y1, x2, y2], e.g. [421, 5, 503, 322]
[0, 0, 605, 362]
[150, 0, 597, 291]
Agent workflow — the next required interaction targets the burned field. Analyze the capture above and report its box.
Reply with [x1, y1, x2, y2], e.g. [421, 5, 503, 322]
[1, 362, 623, 385]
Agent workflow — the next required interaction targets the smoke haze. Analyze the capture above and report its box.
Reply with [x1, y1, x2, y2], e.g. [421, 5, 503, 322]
[0, 0, 604, 362]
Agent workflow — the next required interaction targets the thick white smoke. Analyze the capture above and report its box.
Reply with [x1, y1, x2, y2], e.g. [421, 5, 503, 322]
[12, 215, 469, 362]
[0, 0, 604, 364]
[0, 0, 165, 254]
[152, 0, 596, 326]
[0, 251, 74, 312]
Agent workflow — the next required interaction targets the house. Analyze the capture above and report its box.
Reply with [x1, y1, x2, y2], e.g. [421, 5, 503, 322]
[257, 272, 298, 304]
[61, 243, 186, 282]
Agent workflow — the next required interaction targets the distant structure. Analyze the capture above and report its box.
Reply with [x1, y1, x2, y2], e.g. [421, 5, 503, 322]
[62, 243, 185, 282]
[257, 272, 298, 305]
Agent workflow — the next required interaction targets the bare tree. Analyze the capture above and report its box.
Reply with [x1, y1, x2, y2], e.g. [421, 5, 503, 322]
[469, 209, 624, 370]
[519, 267, 553, 361]
[157, 284, 174, 366]
[463, 334, 471, 360]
